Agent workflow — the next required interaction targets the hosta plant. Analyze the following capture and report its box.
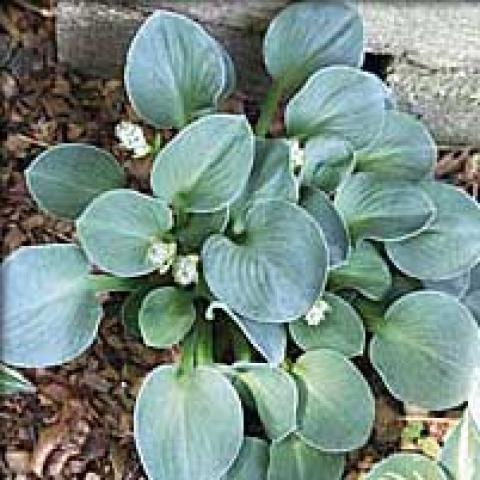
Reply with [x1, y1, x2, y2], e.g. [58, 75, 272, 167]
[2, 2, 480, 479]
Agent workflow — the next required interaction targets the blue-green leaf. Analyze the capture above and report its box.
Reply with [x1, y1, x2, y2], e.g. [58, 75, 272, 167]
[386, 182, 480, 280]
[302, 136, 355, 193]
[286, 66, 386, 149]
[334, 173, 435, 242]
[365, 453, 447, 480]
[289, 292, 365, 357]
[232, 138, 297, 225]
[1, 244, 102, 367]
[208, 303, 286, 365]
[464, 263, 480, 323]
[202, 199, 328, 323]
[134, 365, 243, 480]
[218, 43, 236, 101]
[439, 411, 480, 480]
[470, 372, 480, 432]
[301, 187, 350, 268]
[77, 189, 173, 277]
[370, 291, 480, 410]
[328, 241, 392, 301]
[175, 209, 229, 251]
[263, 1, 363, 92]
[0, 365, 36, 395]
[238, 365, 297, 441]
[122, 286, 156, 337]
[267, 433, 345, 480]
[222, 437, 269, 480]
[151, 114, 254, 213]
[234, 317, 286, 366]
[294, 349, 375, 452]
[26, 144, 124, 219]
[125, 11, 231, 128]
[139, 287, 195, 348]
[423, 271, 471, 298]
[355, 110, 436, 180]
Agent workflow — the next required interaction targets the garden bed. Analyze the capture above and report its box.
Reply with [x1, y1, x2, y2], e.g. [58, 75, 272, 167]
[1, 2, 479, 479]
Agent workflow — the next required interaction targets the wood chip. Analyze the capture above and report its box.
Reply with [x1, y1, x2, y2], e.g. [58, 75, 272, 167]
[5, 450, 31, 474]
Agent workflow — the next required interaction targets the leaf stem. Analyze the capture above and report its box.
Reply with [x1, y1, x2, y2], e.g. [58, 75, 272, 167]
[255, 81, 284, 137]
[196, 319, 214, 366]
[354, 298, 386, 334]
[87, 274, 147, 293]
[362, 310, 386, 334]
[178, 329, 197, 375]
[231, 327, 252, 363]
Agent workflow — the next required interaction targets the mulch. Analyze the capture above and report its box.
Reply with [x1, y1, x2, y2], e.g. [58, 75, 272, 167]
[0, 1, 478, 479]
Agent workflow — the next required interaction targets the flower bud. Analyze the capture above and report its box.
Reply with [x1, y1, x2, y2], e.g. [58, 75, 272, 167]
[304, 298, 331, 326]
[173, 254, 199, 287]
[115, 121, 151, 158]
[289, 139, 305, 170]
[147, 240, 177, 274]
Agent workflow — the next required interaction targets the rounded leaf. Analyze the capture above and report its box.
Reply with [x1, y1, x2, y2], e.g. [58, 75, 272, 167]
[440, 411, 480, 480]
[232, 138, 297, 223]
[470, 373, 480, 432]
[202, 199, 328, 323]
[134, 365, 243, 480]
[423, 271, 471, 298]
[238, 365, 297, 441]
[302, 136, 355, 193]
[139, 287, 195, 348]
[286, 66, 386, 149]
[289, 292, 365, 357]
[328, 241, 392, 301]
[294, 349, 375, 452]
[26, 144, 124, 219]
[464, 263, 480, 323]
[125, 11, 229, 128]
[334, 173, 435, 242]
[355, 110, 436, 180]
[151, 114, 254, 213]
[222, 437, 269, 480]
[465, 291, 480, 324]
[370, 291, 480, 410]
[365, 453, 447, 480]
[0, 365, 36, 395]
[267, 433, 345, 480]
[77, 189, 173, 277]
[301, 187, 350, 268]
[264, 0, 363, 92]
[233, 313, 286, 365]
[1, 244, 102, 367]
[175, 209, 229, 251]
[122, 286, 155, 337]
[386, 182, 480, 280]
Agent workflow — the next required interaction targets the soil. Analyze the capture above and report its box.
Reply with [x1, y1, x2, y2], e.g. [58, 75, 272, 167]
[0, 1, 478, 479]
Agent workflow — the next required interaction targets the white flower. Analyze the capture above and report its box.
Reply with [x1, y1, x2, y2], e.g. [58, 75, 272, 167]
[115, 121, 151, 158]
[147, 240, 177, 274]
[305, 298, 331, 326]
[173, 254, 199, 287]
[289, 139, 305, 170]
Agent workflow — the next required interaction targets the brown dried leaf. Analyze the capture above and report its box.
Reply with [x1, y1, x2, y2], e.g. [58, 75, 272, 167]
[374, 396, 401, 444]
[30, 421, 68, 477]
[4, 450, 31, 474]
[4, 226, 27, 251]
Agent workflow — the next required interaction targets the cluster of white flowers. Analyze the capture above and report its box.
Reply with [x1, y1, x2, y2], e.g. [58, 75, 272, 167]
[304, 298, 331, 326]
[172, 254, 199, 286]
[147, 240, 177, 274]
[115, 121, 151, 158]
[289, 138, 305, 170]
